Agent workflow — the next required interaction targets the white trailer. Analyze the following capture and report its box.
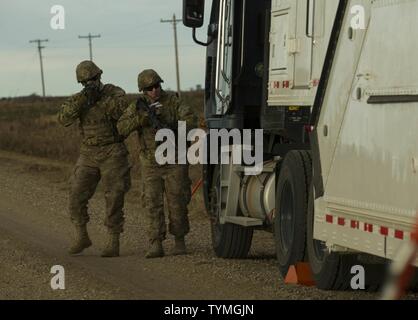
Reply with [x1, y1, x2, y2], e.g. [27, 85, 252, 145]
[310, 0, 418, 284]
[183, 0, 418, 290]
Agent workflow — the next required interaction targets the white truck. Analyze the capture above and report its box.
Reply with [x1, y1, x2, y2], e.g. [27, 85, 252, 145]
[182, 0, 418, 290]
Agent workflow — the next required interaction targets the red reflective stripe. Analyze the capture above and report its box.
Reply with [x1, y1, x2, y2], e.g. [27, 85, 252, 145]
[324, 215, 410, 240]
[395, 230, 404, 240]
[351, 220, 359, 229]
[364, 223, 373, 233]
[326, 215, 333, 224]
[380, 227, 389, 236]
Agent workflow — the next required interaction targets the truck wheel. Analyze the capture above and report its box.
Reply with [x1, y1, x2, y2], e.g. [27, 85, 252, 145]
[275, 151, 312, 276]
[306, 187, 357, 290]
[307, 187, 386, 291]
[409, 271, 418, 292]
[209, 165, 253, 259]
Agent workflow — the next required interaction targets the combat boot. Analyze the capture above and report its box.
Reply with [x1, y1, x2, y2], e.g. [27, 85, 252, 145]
[172, 236, 187, 256]
[101, 233, 120, 258]
[146, 240, 164, 259]
[68, 225, 92, 255]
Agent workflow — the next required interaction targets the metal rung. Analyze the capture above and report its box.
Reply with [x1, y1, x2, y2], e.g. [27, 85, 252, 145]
[220, 180, 229, 187]
[233, 165, 276, 173]
[222, 216, 264, 227]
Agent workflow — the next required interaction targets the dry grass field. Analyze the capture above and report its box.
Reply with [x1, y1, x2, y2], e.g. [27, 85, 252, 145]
[0, 91, 204, 171]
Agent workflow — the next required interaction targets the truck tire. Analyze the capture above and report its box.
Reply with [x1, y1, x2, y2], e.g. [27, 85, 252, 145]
[211, 223, 254, 259]
[409, 271, 418, 292]
[307, 187, 386, 291]
[275, 151, 312, 276]
[306, 187, 357, 290]
[209, 165, 253, 259]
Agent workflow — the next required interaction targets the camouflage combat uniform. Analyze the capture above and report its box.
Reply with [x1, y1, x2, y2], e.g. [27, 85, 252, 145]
[58, 62, 131, 245]
[117, 77, 197, 250]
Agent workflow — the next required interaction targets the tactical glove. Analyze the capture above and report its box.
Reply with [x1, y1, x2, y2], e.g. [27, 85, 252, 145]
[82, 85, 101, 106]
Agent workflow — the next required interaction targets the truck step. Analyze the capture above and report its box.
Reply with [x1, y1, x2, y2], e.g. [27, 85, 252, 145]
[223, 216, 263, 227]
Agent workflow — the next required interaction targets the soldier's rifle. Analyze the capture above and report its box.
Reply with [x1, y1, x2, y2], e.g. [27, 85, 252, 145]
[136, 98, 181, 163]
[136, 98, 165, 131]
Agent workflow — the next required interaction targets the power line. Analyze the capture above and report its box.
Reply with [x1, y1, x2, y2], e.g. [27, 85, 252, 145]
[29, 38, 48, 97]
[78, 33, 101, 61]
[161, 14, 182, 97]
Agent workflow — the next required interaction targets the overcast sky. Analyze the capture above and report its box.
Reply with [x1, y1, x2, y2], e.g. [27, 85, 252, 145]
[0, 0, 212, 97]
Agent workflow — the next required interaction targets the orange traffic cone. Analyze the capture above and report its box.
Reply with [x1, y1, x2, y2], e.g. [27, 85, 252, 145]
[284, 263, 316, 287]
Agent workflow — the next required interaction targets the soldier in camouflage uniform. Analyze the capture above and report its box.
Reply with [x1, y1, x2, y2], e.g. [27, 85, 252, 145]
[117, 69, 197, 258]
[58, 61, 131, 258]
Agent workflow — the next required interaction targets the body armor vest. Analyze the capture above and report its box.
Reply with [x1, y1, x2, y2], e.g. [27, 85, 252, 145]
[79, 89, 121, 147]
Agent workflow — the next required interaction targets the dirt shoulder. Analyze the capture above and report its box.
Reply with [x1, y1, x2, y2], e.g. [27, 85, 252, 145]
[0, 150, 410, 300]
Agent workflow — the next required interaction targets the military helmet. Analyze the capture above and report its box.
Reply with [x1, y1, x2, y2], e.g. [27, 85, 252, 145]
[76, 60, 103, 83]
[137, 69, 164, 91]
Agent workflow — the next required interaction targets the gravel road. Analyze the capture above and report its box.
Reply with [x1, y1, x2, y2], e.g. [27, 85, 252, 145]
[0, 150, 415, 300]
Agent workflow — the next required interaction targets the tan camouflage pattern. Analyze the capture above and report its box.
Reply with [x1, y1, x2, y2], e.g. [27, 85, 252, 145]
[117, 89, 198, 241]
[58, 84, 128, 152]
[58, 83, 131, 234]
[69, 146, 131, 233]
[117, 90, 197, 162]
[76, 60, 103, 83]
[141, 163, 190, 241]
[137, 69, 164, 91]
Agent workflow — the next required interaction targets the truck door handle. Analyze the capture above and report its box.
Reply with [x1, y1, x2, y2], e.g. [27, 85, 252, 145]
[306, 0, 314, 38]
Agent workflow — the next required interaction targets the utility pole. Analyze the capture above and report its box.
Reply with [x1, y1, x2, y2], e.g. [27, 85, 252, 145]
[78, 33, 101, 61]
[161, 14, 182, 97]
[29, 39, 48, 97]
